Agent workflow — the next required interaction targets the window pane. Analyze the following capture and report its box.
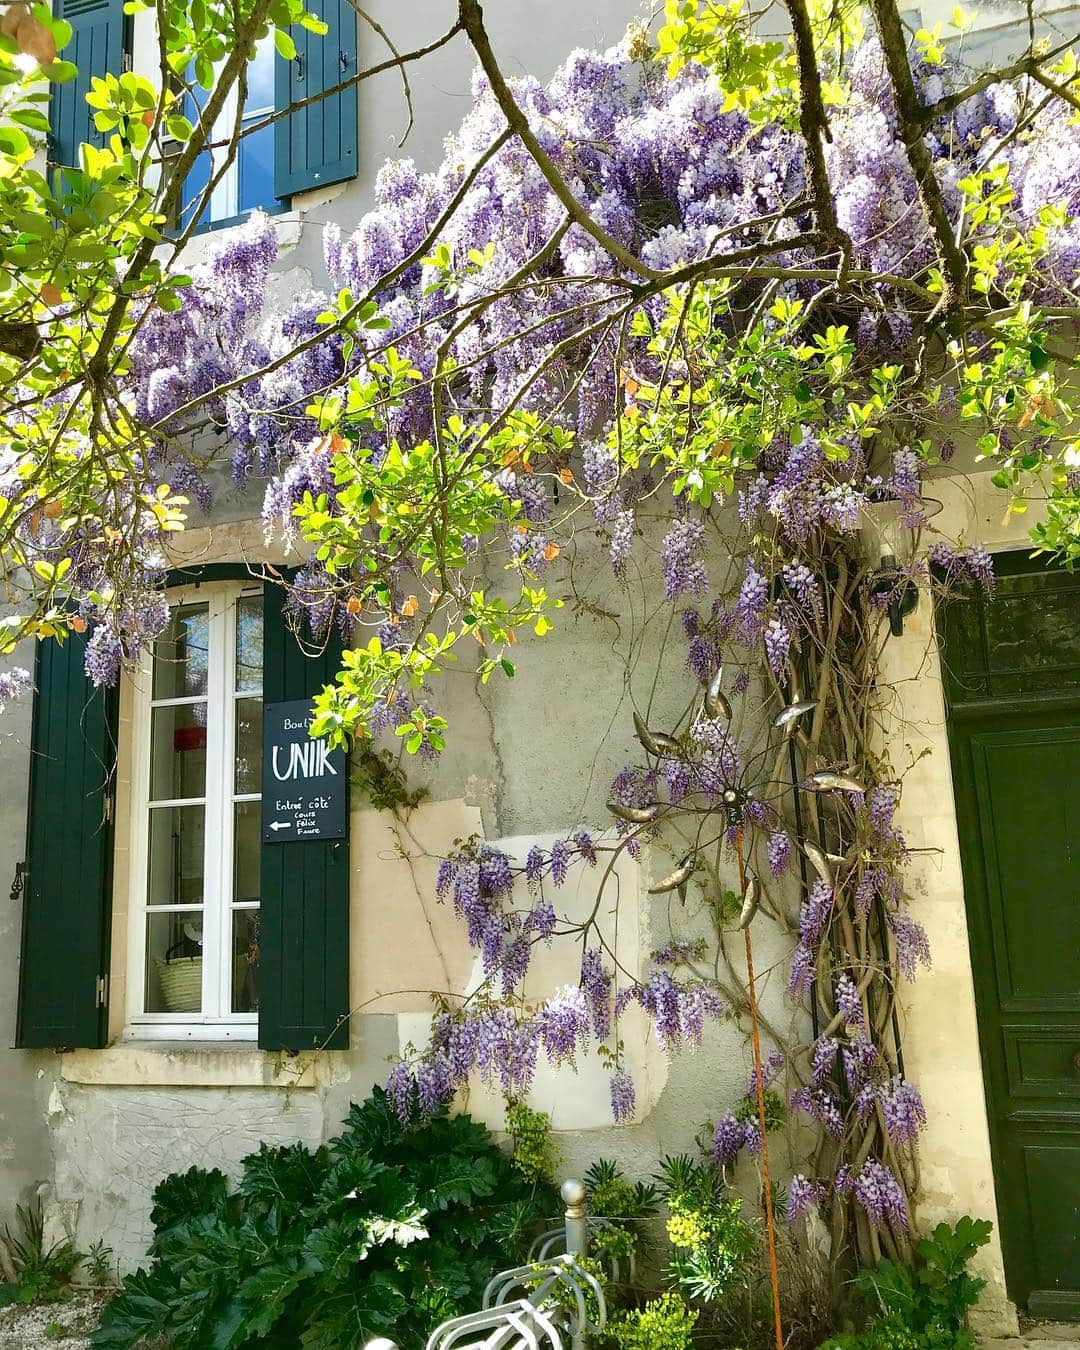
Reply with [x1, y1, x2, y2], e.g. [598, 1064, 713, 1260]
[147, 805, 205, 907]
[236, 594, 263, 693]
[245, 36, 275, 110]
[150, 704, 207, 801]
[239, 120, 275, 214]
[153, 603, 209, 699]
[145, 910, 203, 1013]
[234, 801, 261, 904]
[232, 908, 260, 1013]
[234, 698, 262, 794]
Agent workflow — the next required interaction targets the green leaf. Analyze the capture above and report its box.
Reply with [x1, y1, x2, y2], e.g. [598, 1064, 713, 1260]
[274, 27, 297, 59]
[165, 115, 192, 142]
[500, 658, 515, 677]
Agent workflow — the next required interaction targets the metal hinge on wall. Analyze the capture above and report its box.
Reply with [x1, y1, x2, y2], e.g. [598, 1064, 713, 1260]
[120, 49, 132, 73]
[9, 861, 27, 903]
[103, 794, 114, 825]
[95, 975, 108, 1009]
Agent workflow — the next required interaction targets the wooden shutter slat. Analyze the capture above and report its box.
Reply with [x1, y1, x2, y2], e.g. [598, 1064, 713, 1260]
[49, 0, 127, 172]
[16, 636, 117, 1048]
[274, 0, 358, 200]
[258, 584, 350, 1051]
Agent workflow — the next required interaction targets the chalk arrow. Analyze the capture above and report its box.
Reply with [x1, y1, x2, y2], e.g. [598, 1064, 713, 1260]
[268, 821, 291, 832]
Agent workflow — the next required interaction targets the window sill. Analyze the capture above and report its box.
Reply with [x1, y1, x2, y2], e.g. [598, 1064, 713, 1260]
[60, 1043, 350, 1090]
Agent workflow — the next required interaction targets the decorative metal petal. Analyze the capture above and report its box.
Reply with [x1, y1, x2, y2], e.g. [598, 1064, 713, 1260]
[738, 875, 759, 929]
[804, 770, 867, 794]
[633, 710, 680, 757]
[773, 698, 819, 731]
[607, 800, 660, 824]
[704, 667, 731, 721]
[648, 854, 694, 895]
[803, 841, 834, 887]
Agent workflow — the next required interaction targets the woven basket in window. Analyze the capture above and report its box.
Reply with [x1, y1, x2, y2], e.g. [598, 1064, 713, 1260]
[154, 955, 202, 1013]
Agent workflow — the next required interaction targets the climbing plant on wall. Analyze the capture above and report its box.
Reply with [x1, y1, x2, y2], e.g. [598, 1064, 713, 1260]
[12, 0, 1080, 1327]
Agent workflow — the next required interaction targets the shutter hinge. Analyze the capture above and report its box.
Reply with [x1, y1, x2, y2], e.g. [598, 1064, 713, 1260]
[95, 975, 109, 1009]
[103, 793, 114, 825]
[9, 861, 28, 903]
[120, 49, 132, 73]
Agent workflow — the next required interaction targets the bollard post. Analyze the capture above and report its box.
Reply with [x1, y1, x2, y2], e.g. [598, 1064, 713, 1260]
[560, 1177, 588, 1258]
[561, 1178, 589, 1350]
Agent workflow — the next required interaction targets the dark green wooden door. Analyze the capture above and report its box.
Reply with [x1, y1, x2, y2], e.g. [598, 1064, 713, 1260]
[939, 552, 1080, 1320]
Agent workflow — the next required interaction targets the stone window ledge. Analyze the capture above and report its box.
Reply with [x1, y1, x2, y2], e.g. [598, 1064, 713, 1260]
[60, 1043, 350, 1089]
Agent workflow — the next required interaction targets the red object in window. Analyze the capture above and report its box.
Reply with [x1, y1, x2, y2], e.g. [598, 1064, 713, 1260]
[173, 725, 207, 752]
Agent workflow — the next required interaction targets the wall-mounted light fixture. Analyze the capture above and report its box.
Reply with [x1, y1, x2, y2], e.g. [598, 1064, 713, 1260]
[858, 496, 943, 637]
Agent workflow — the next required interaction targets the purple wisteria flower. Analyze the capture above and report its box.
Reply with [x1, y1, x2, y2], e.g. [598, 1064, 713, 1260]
[880, 1077, 927, 1145]
[811, 1036, 841, 1086]
[836, 973, 865, 1030]
[386, 1061, 416, 1124]
[853, 1159, 909, 1229]
[888, 909, 932, 979]
[736, 560, 769, 643]
[660, 516, 708, 601]
[748, 1049, 785, 1096]
[550, 838, 571, 887]
[767, 831, 792, 878]
[538, 986, 590, 1064]
[787, 1174, 826, 1225]
[610, 1068, 636, 1122]
[713, 1114, 744, 1166]
[581, 948, 612, 1038]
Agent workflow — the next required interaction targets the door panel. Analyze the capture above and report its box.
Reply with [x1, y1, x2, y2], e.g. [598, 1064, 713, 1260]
[939, 553, 1080, 1319]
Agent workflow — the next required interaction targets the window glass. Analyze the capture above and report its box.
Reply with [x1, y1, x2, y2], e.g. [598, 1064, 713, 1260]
[239, 122, 275, 215]
[145, 911, 203, 1014]
[235, 698, 262, 793]
[149, 704, 208, 800]
[233, 801, 261, 904]
[236, 594, 263, 692]
[232, 908, 260, 1014]
[152, 603, 209, 699]
[146, 806, 205, 907]
[137, 587, 263, 1028]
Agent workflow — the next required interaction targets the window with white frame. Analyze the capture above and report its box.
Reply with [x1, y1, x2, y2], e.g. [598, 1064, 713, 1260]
[183, 35, 276, 227]
[127, 583, 263, 1037]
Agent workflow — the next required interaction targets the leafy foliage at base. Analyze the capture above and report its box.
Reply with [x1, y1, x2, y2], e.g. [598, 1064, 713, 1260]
[92, 1090, 554, 1348]
[822, 1218, 993, 1350]
[0, 1199, 83, 1307]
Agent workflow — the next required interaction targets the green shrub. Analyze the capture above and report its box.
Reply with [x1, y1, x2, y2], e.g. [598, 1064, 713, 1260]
[93, 1089, 555, 1349]
[658, 1154, 756, 1304]
[0, 1199, 83, 1306]
[605, 1291, 699, 1349]
[822, 1217, 993, 1350]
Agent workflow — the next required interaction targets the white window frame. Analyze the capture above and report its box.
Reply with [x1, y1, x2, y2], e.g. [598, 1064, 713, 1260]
[125, 581, 262, 1040]
[199, 35, 275, 223]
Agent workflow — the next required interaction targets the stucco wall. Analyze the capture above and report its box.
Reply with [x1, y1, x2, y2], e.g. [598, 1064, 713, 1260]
[0, 1, 1057, 1331]
[0, 650, 52, 1226]
[4, 480, 1024, 1344]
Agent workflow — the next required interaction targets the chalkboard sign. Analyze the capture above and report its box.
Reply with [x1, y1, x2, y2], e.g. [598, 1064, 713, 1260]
[262, 700, 348, 842]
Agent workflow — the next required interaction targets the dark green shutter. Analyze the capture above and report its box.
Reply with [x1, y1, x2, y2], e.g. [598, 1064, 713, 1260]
[16, 635, 118, 1048]
[49, 0, 128, 173]
[259, 585, 350, 1050]
[274, 0, 358, 200]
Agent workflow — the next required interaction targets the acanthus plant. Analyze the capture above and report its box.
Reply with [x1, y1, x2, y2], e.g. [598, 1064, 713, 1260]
[11, 0, 1080, 1283]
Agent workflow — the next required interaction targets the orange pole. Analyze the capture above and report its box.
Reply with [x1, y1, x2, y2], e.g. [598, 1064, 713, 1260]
[736, 826, 785, 1350]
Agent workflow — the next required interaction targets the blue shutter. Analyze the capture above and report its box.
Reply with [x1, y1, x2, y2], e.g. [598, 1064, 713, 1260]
[49, 0, 127, 173]
[258, 584, 350, 1050]
[274, 0, 358, 200]
[16, 635, 118, 1048]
